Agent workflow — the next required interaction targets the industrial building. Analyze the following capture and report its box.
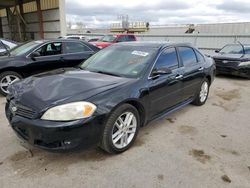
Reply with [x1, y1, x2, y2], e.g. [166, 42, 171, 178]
[0, 0, 66, 41]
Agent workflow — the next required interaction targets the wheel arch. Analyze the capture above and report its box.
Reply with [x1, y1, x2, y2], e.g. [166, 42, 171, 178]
[0, 67, 24, 77]
[110, 99, 146, 127]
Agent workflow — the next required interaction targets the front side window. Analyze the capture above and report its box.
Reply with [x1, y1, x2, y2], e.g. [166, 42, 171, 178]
[65, 42, 92, 53]
[178, 47, 197, 67]
[35, 42, 62, 56]
[81, 45, 157, 78]
[154, 48, 179, 70]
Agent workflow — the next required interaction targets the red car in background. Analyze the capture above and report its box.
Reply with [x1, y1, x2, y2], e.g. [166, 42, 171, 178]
[91, 34, 137, 49]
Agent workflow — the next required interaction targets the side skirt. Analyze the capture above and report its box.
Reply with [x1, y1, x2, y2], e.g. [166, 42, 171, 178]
[148, 98, 194, 124]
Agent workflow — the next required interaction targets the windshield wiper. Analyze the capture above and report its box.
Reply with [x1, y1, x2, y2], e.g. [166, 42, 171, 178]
[95, 71, 121, 77]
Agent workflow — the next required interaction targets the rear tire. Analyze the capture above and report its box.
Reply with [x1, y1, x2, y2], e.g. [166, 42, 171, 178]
[100, 104, 140, 154]
[0, 71, 22, 96]
[192, 79, 210, 106]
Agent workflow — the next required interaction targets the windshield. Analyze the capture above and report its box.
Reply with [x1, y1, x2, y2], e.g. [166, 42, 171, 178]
[99, 35, 116, 42]
[10, 41, 42, 56]
[80, 45, 158, 78]
[219, 44, 244, 54]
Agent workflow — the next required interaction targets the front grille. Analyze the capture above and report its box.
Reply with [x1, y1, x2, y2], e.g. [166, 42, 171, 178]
[214, 58, 240, 67]
[216, 66, 234, 73]
[9, 101, 37, 119]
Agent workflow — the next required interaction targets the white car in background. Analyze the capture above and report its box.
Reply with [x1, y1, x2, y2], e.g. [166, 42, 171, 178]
[0, 39, 18, 56]
[59, 35, 88, 41]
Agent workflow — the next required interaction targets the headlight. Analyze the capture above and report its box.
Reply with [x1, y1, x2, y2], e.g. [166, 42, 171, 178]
[41, 102, 96, 121]
[238, 61, 250, 66]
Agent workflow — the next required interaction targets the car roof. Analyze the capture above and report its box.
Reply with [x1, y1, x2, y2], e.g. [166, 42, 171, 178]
[114, 41, 193, 48]
[33, 39, 89, 43]
[104, 34, 135, 36]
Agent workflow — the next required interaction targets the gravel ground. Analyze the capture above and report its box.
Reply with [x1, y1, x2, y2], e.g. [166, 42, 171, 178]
[0, 76, 249, 188]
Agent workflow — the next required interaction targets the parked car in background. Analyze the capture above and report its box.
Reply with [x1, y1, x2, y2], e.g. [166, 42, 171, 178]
[0, 39, 99, 95]
[91, 34, 137, 49]
[59, 35, 88, 41]
[0, 38, 18, 56]
[5, 42, 215, 154]
[213, 43, 250, 78]
[88, 38, 100, 42]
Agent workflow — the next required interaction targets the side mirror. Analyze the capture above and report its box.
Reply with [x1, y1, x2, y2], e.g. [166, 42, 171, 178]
[214, 50, 220, 53]
[30, 51, 40, 59]
[151, 67, 172, 78]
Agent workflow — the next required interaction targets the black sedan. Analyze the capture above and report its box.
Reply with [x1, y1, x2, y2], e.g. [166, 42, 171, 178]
[5, 42, 215, 154]
[0, 39, 99, 95]
[213, 43, 250, 78]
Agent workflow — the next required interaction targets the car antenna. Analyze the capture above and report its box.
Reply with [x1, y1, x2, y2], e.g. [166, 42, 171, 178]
[0, 40, 10, 56]
[237, 41, 245, 54]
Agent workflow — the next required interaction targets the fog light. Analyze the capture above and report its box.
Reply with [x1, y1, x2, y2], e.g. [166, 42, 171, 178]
[63, 141, 71, 145]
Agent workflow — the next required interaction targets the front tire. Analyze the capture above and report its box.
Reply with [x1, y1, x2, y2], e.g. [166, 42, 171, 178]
[192, 79, 210, 106]
[100, 104, 140, 154]
[0, 71, 22, 96]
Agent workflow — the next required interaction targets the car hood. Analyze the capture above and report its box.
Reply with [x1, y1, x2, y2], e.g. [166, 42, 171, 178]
[8, 68, 132, 111]
[213, 53, 250, 61]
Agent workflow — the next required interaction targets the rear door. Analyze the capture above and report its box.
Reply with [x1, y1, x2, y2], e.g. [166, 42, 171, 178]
[177, 46, 206, 101]
[63, 41, 94, 67]
[148, 47, 183, 118]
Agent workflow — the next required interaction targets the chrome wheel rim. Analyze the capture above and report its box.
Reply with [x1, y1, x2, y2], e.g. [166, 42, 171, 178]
[112, 112, 137, 149]
[200, 81, 208, 103]
[0, 75, 20, 94]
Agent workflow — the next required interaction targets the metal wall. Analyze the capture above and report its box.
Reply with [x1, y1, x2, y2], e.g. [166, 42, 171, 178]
[0, 0, 66, 41]
[82, 33, 250, 54]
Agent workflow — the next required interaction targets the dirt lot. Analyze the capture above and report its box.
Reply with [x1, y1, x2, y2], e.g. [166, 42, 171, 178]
[0, 76, 249, 188]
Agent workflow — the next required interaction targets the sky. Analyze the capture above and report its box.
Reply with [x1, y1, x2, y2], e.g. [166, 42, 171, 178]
[65, 0, 250, 28]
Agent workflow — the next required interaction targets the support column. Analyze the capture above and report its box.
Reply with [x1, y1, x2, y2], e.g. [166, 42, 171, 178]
[18, 0, 26, 41]
[59, 0, 66, 37]
[36, 0, 44, 39]
[0, 17, 3, 38]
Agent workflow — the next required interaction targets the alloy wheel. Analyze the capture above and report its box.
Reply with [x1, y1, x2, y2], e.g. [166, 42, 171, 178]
[112, 112, 137, 149]
[199, 81, 209, 103]
[0, 75, 20, 94]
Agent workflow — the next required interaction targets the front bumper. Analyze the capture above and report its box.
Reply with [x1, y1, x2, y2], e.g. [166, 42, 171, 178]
[216, 65, 250, 78]
[5, 102, 106, 151]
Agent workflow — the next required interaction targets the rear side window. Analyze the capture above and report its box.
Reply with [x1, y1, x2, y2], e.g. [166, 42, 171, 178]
[155, 48, 179, 70]
[117, 36, 128, 42]
[195, 49, 205, 62]
[65, 42, 92, 53]
[178, 47, 197, 67]
[244, 46, 250, 54]
[128, 35, 136, 41]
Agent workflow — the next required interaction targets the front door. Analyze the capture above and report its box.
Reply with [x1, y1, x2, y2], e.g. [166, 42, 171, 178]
[26, 42, 63, 75]
[148, 47, 183, 119]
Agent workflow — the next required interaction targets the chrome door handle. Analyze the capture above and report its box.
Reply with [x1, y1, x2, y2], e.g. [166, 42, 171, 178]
[198, 67, 204, 71]
[175, 75, 183, 79]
